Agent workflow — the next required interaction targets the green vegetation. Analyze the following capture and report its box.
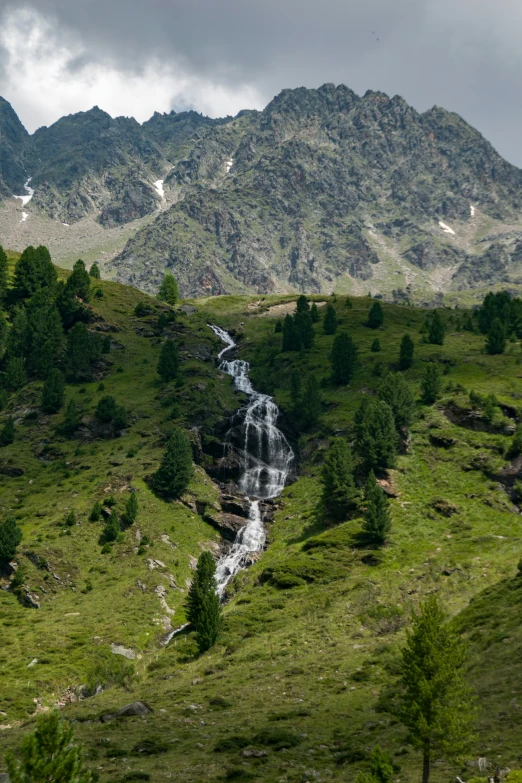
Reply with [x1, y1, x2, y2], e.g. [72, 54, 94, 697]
[0, 516, 22, 569]
[426, 310, 445, 345]
[157, 339, 179, 382]
[399, 333, 414, 369]
[362, 471, 391, 546]
[331, 331, 357, 384]
[157, 273, 179, 306]
[321, 439, 358, 521]
[41, 369, 65, 413]
[368, 301, 384, 329]
[421, 363, 443, 405]
[323, 303, 338, 335]
[186, 551, 222, 653]
[152, 429, 193, 498]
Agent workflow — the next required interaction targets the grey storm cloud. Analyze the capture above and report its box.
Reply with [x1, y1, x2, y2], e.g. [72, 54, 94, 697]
[2, 0, 522, 165]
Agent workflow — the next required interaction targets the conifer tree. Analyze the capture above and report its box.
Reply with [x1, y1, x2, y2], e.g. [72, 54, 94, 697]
[294, 310, 315, 349]
[66, 323, 91, 380]
[13, 245, 57, 299]
[345, 297, 353, 308]
[28, 301, 65, 378]
[396, 596, 475, 783]
[5, 356, 26, 390]
[152, 428, 193, 498]
[296, 295, 310, 313]
[368, 301, 384, 329]
[0, 515, 22, 568]
[66, 260, 91, 302]
[0, 313, 7, 358]
[6, 306, 29, 359]
[378, 373, 415, 432]
[310, 303, 320, 323]
[300, 375, 322, 429]
[89, 501, 102, 522]
[282, 313, 298, 351]
[274, 319, 283, 333]
[289, 369, 302, 408]
[0, 245, 8, 301]
[89, 263, 101, 279]
[157, 339, 179, 382]
[323, 303, 338, 335]
[59, 400, 80, 437]
[371, 338, 381, 353]
[426, 310, 445, 345]
[41, 369, 65, 413]
[158, 273, 179, 305]
[362, 471, 391, 546]
[485, 318, 506, 355]
[100, 509, 120, 544]
[186, 551, 221, 653]
[399, 333, 414, 369]
[354, 398, 397, 472]
[0, 416, 15, 446]
[123, 492, 138, 525]
[421, 364, 442, 405]
[6, 711, 92, 783]
[331, 332, 358, 385]
[95, 396, 117, 423]
[321, 439, 358, 520]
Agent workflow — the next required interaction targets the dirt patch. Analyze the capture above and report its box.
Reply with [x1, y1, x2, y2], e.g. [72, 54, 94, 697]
[259, 301, 327, 318]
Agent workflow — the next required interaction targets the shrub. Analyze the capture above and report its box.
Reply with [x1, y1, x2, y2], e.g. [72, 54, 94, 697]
[368, 301, 384, 329]
[95, 395, 117, 423]
[134, 302, 152, 317]
[371, 338, 381, 352]
[252, 727, 301, 750]
[99, 510, 120, 545]
[64, 510, 77, 527]
[84, 648, 135, 696]
[0, 516, 23, 568]
[131, 738, 168, 756]
[58, 400, 80, 437]
[421, 364, 442, 405]
[485, 318, 506, 355]
[157, 339, 179, 382]
[123, 492, 138, 525]
[89, 263, 101, 279]
[5, 356, 26, 390]
[0, 416, 15, 446]
[426, 310, 445, 345]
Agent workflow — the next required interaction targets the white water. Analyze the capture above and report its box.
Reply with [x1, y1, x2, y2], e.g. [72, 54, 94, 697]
[210, 324, 294, 595]
[154, 179, 165, 199]
[13, 178, 34, 206]
[438, 220, 455, 235]
[225, 158, 234, 173]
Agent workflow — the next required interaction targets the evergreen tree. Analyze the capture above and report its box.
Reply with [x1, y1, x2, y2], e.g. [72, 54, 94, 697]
[0, 515, 22, 568]
[371, 338, 381, 353]
[507, 423, 522, 459]
[421, 364, 442, 405]
[5, 356, 26, 390]
[310, 303, 320, 323]
[0, 390, 8, 411]
[378, 373, 415, 432]
[294, 311, 315, 349]
[296, 295, 310, 313]
[89, 263, 101, 279]
[66, 323, 91, 380]
[59, 400, 80, 437]
[300, 375, 322, 429]
[354, 398, 397, 472]
[282, 314, 300, 351]
[321, 439, 358, 520]
[0, 245, 8, 301]
[66, 260, 91, 302]
[158, 273, 179, 305]
[186, 551, 221, 653]
[289, 369, 302, 408]
[152, 428, 193, 498]
[396, 596, 475, 783]
[362, 471, 391, 546]
[13, 245, 57, 299]
[368, 301, 384, 329]
[369, 746, 394, 783]
[274, 319, 283, 333]
[399, 333, 414, 369]
[0, 416, 15, 446]
[41, 369, 65, 413]
[100, 509, 120, 544]
[345, 297, 353, 309]
[55, 280, 88, 328]
[426, 311, 445, 345]
[331, 332, 358, 385]
[123, 492, 138, 525]
[6, 306, 29, 359]
[485, 318, 506, 355]
[323, 303, 338, 335]
[95, 396, 117, 423]
[89, 501, 102, 522]
[0, 312, 7, 358]
[28, 304, 65, 378]
[157, 339, 179, 382]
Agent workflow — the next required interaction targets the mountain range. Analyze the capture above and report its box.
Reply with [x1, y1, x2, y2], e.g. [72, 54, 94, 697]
[2, 85, 522, 301]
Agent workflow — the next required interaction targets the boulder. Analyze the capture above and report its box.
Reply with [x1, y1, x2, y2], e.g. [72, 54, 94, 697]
[116, 701, 153, 718]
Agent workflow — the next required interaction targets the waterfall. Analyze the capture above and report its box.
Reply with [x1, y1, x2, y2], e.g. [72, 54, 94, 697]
[210, 325, 294, 595]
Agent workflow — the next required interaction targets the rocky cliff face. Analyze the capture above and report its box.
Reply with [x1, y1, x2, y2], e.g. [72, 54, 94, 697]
[0, 97, 29, 197]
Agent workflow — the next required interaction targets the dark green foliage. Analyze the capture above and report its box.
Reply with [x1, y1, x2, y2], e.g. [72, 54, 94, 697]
[294, 310, 314, 349]
[95, 396, 117, 423]
[426, 311, 445, 345]
[0, 390, 8, 411]
[89, 502, 102, 522]
[134, 302, 152, 317]
[331, 332, 358, 385]
[478, 290, 522, 337]
[354, 398, 397, 472]
[66, 260, 91, 302]
[345, 297, 353, 308]
[0, 312, 7, 357]
[396, 596, 475, 783]
[65, 323, 92, 381]
[157, 339, 179, 382]
[157, 273, 179, 305]
[152, 428, 193, 498]
[6, 711, 92, 783]
[323, 303, 338, 335]
[371, 338, 381, 353]
[55, 280, 89, 328]
[485, 318, 506, 355]
[89, 263, 101, 279]
[369, 746, 394, 783]
[26, 292, 65, 377]
[289, 369, 302, 407]
[123, 492, 138, 525]
[0, 515, 23, 568]
[0, 416, 15, 446]
[421, 364, 442, 405]
[507, 424, 522, 458]
[378, 373, 415, 432]
[186, 551, 221, 652]
[58, 400, 80, 437]
[310, 303, 320, 323]
[300, 375, 322, 429]
[41, 369, 65, 413]
[13, 245, 57, 299]
[482, 394, 498, 423]
[282, 314, 299, 351]
[399, 333, 414, 369]
[5, 356, 26, 390]
[6, 306, 29, 359]
[368, 301, 384, 329]
[0, 245, 8, 301]
[362, 471, 391, 546]
[64, 511, 76, 527]
[274, 319, 283, 333]
[321, 439, 358, 521]
[100, 509, 120, 544]
[296, 295, 310, 313]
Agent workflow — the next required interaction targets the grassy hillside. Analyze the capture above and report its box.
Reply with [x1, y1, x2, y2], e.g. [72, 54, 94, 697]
[1, 286, 522, 783]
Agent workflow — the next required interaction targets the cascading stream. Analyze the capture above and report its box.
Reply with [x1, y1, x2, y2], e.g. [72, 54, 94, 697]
[210, 325, 294, 595]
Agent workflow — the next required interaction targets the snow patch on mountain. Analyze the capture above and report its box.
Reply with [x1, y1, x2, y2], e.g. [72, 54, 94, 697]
[439, 221, 455, 235]
[225, 159, 233, 173]
[13, 178, 34, 206]
[154, 180, 165, 199]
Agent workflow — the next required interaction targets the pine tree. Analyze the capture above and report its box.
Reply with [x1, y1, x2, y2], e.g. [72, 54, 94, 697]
[296, 295, 310, 313]
[158, 273, 179, 305]
[310, 303, 320, 323]
[95, 395, 117, 423]
[0, 416, 15, 446]
[323, 303, 338, 335]
[5, 356, 26, 390]
[485, 318, 506, 355]
[294, 311, 314, 349]
[0, 515, 22, 568]
[89, 501, 102, 522]
[421, 364, 442, 405]
[396, 596, 475, 783]
[289, 369, 302, 408]
[331, 332, 358, 385]
[0, 312, 7, 357]
[426, 310, 445, 345]
[152, 428, 193, 498]
[27, 299, 65, 378]
[321, 439, 358, 520]
[354, 398, 397, 472]
[123, 492, 138, 525]
[507, 423, 522, 458]
[0, 245, 8, 301]
[100, 509, 120, 544]
[6, 711, 92, 783]
[157, 339, 179, 382]
[362, 471, 391, 546]
[300, 375, 322, 429]
[369, 746, 394, 783]
[345, 297, 353, 309]
[66, 323, 91, 380]
[186, 551, 221, 653]
[89, 263, 101, 279]
[66, 260, 91, 302]
[368, 301, 384, 329]
[13, 245, 57, 299]
[59, 400, 80, 437]
[378, 373, 415, 431]
[41, 369, 65, 413]
[6, 306, 29, 359]
[371, 338, 381, 353]
[274, 319, 283, 333]
[399, 333, 414, 369]
[282, 314, 300, 351]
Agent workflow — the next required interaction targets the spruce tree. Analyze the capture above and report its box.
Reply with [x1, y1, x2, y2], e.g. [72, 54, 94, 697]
[362, 471, 391, 546]
[89, 501, 102, 522]
[13, 245, 56, 299]
[323, 303, 338, 335]
[158, 273, 179, 305]
[399, 333, 414, 369]
[6, 711, 92, 783]
[186, 551, 221, 653]
[66, 323, 91, 380]
[89, 263, 101, 279]
[123, 492, 138, 525]
[421, 364, 442, 405]
[289, 369, 302, 408]
[0, 515, 23, 568]
[41, 369, 65, 413]
[28, 302, 65, 378]
[6, 306, 29, 359]
[282, 313, 300, 351]
[321, 439, 358, 520]
[397, 596, 475, 783]
[331, 332, 358, 385]
[274, 319, 283, 333]
[0, 417, 15, 446]
[354, 398, 397, 472]
[371, 338, 381, 353]
[368, 301, 384, 329]
[152, 428, 193, 498]
[426, 311, 445, 345]
[100, 509, 120, 544]
[378, 373, 415, 432]
[294, 311, 314, 349]
[5, 356, 26, 390]
[95, 396, 117, 423]
[157, 339, 179, 382]
[485, 318, 506, 355]
[0, 245, 8, 301]
[310, 303, 320, 323]
[59, 400, 80, 437]
[300, 375, 322, 429]
[296, 295, 310, 313]
[66, 260, 91, 302]
[0, 312, 7, 358]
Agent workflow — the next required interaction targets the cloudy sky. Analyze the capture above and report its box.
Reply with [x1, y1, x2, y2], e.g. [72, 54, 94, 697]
[1, 1, 522, 164]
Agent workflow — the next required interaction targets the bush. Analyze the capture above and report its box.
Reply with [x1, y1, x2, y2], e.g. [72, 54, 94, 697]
[0, 516, 23, 568]
[252, 727, 302, 750]
[371, 338, 381, 352]
[134, 302, 152, 317]
[58, 400, 80, 437]
[99, 510, 120, 545]
[0, 416, 15, 446]
[368, 301, 384, 329]
[89, 502, 102, 522]
[157, 339, 179, 382]
[95, 395, 117, 423]
[89, 263, 101, 279]
[123, 492, 138, 525]
[214, 736, 250, 753]
[64, 510, 77, 527]
[131, 738, 169, 756]
[84, 648, 135, 696]
[421, 364, 442, 405]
